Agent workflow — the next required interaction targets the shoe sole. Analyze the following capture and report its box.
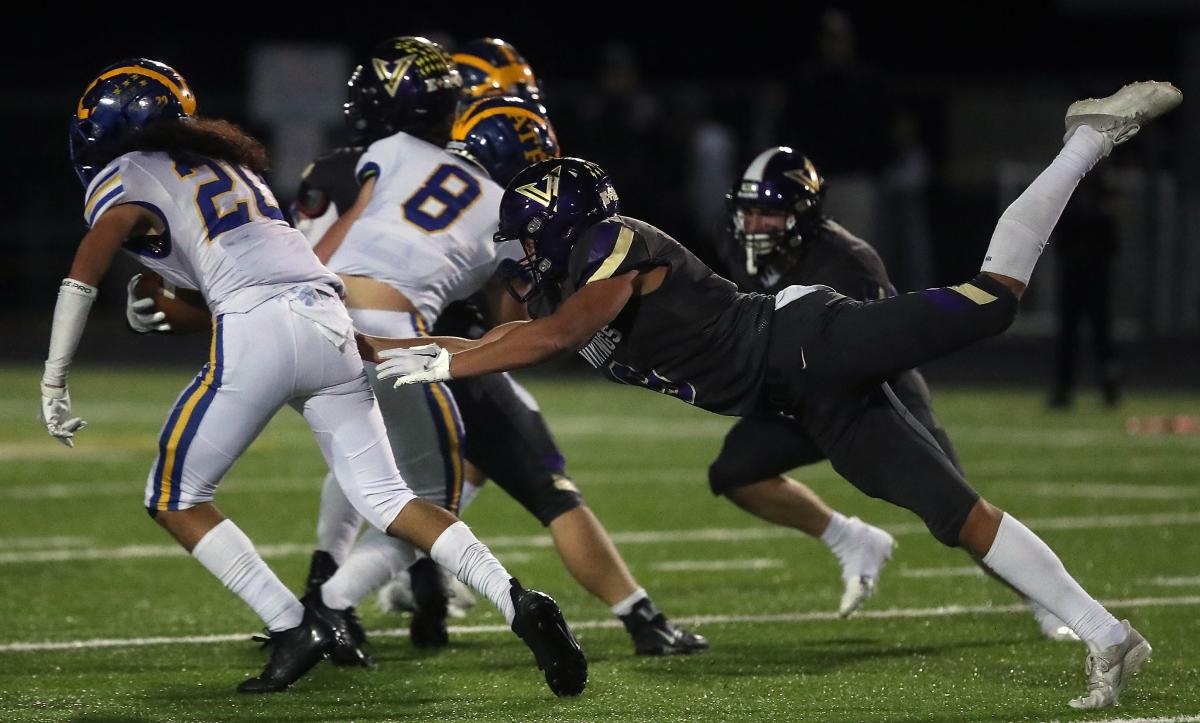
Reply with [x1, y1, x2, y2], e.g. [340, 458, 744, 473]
[1067, 82, 1182, 122]
[838, 536, 896, 618]
[1112, 638, 1152, 705]
[517, 593, 587, 697]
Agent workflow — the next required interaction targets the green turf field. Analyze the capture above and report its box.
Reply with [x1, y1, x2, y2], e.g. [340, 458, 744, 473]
[1, 365, 1198, 722]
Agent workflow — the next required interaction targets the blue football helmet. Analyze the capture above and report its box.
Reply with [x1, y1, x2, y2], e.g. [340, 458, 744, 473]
[494, 157, 619, 301]
[728, 146, 826, 274]
[345, 36, 462, 145]
[69, 59, 196, 185]
[447, 96, 559, 187]
[453, 38, 542, 104]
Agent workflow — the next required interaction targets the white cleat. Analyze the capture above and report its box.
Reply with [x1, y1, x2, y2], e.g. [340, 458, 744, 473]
[1064, 81, 1182, 155]
[836, 519, 896, 618]
[1068, 619, 1152, 710]
[1029, 601, 1081, 642]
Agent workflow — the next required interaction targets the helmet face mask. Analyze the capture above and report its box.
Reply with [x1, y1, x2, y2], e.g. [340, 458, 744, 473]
[494, 158, 619, 302]
[344, 37, 462, 145]
[729, 147, 825, 275]
[69, 59, 195, 186]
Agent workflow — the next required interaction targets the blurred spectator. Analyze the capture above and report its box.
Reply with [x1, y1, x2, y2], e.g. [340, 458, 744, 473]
[782, 9, 892, 247]
[1049, 172, 1121, 409]
[880, 109, 936, 291]
[571, 43, 664, 222]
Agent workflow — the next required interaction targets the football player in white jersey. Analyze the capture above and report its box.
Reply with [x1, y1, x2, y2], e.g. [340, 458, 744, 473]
[301, 37, 707, 657]
[42, 58, 587, 697]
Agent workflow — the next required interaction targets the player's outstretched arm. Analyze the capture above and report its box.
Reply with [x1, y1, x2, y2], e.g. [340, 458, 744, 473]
[378, 271, 637, 386]
[42, 204, 156, 447]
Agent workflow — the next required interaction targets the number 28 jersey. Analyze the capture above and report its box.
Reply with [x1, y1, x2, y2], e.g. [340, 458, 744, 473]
[326, 132, 517, 326]
[83, 151, 342, 315]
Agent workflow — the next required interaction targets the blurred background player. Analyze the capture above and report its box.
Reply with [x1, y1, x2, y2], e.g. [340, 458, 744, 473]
[712, 146, 1077, 637]
[47, 58, 586, 696]
[453, 37, 543, 105]
[1049, 172, 1122, 409]
[294, 37, 705, 657]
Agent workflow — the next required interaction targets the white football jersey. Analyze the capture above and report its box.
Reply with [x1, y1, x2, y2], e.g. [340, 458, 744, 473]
[327, 132, 522, 325]
[83, 151, 341, 315]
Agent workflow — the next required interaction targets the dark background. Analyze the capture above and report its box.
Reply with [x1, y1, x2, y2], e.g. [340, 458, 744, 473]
[4, 2, 1198, 391]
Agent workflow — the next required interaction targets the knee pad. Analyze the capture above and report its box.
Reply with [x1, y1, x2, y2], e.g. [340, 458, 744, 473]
[923, 494, 977, 547]
[708, 456, 757, 497]
[532, 474, 585, 526]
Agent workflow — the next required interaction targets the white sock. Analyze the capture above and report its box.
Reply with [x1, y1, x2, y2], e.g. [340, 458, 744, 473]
[316, 472, 364, 565]
[321, 528, 415, 610]
[980, 125, 1107, 284]
[982, 513, 1125, 649]
[430, 521, 515, 624]
[191, 519, 303, 632]
[820, 512, 856, 574]
[610, 587, 649, 617]
[457, 480, 485, 514]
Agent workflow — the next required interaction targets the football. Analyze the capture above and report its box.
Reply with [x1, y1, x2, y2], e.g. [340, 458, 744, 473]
[132, 271, 212, 334]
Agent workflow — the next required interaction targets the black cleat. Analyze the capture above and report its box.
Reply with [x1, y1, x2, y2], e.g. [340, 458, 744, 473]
[620, 598, 709, 656]
[409, 557, 450, 649]
[304, 550, 339, 598]
[237, 607, 333, 694]
[301, 591, 374, 667]
[509, 579, 587, 697]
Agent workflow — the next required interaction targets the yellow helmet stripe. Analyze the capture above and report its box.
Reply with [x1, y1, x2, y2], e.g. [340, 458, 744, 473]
[77, 65, 196, 119]
[451, 106, 558, 149]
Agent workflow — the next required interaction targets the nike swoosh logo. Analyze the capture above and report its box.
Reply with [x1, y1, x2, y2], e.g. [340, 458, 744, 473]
[800, 347, 807, 370]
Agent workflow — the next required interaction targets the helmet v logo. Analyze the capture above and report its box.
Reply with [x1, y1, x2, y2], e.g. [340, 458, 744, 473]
[515, 165, 561, 209]
[373, 55, 415, 97]
[783, 158, 821, 194]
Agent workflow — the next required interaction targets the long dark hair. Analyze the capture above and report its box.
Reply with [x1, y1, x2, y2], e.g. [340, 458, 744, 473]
[120, 116, 271, 173]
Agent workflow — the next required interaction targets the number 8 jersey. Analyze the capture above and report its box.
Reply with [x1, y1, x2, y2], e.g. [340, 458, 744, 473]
[327, 132, 513, 326]
[83, 151, 343, 314]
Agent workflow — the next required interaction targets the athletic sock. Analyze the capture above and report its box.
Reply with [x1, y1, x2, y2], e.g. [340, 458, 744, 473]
[981, 125, 1107, 284]
[982, 513, 1125, 649]
[610, 587, 649, 617]
[316, 472, 364, 565]
[430, 521, 516, 624]
[321, 528, 415, 610]
[192, 519, 303, 632]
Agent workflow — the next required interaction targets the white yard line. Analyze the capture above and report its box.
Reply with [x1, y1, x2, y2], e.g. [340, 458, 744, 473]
[652, 558, 784, 572]
[1016, 482, 1200, 500]
[4, 511, 1200, 565]
[1147, 576, 1200, 587]
[1049, 716, 1200, 723]
[3, 594, 1197, 653]
[899, 566, 985, 578]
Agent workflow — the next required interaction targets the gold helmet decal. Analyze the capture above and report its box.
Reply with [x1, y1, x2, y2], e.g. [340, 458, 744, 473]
[372, 55, 415, 97]
[515, 164, 562, 209]
[783, 157, 821, 195]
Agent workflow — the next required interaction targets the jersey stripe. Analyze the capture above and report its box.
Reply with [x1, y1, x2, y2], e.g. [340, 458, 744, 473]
[949, 283, 998, 305]
[86, 184, 126, 226]
[585, 226, 636, 284]
[412, 315, 464, 511]
[357, 162, 381, 185]
[153, 318, 224, 511]
[85, 173, 123, 219]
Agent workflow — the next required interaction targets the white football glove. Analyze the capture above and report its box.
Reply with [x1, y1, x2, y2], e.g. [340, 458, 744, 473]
[40, 383, 87, 448]
[125, 274, 172, 333]
[376, 344, 452, 387]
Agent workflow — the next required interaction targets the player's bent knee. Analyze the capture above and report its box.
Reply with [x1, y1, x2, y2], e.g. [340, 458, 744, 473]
[708, 458, 756, 497]
[924, 499, 978, 548]
[534, 479, 586, 526]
